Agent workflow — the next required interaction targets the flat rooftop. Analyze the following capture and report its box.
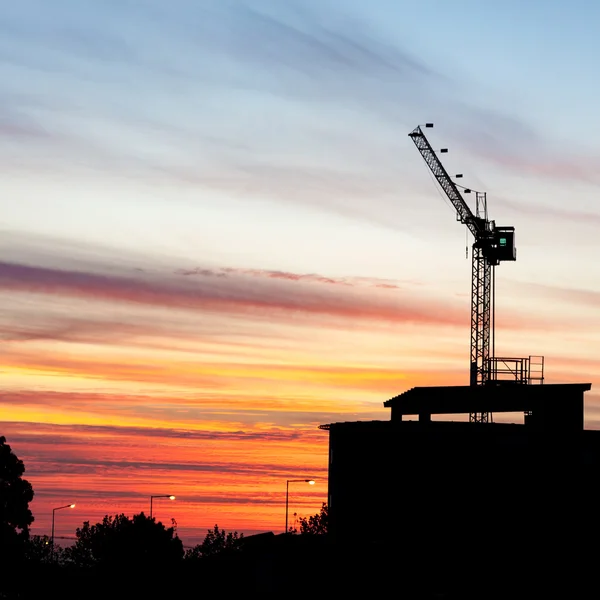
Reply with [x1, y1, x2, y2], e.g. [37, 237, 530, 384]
[384, 383, 591, 417]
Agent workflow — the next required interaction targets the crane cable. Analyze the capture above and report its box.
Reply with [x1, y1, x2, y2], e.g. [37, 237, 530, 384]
[424, 162, 456, 216]
[422, 163, 472, 260]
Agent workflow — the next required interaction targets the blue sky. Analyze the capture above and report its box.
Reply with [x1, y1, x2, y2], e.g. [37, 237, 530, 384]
[2, 0, 600, 541]
[2, 0, 599, 261]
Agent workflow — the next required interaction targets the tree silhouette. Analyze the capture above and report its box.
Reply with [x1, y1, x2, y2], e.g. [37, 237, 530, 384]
[65, 512, 183, 568]
[185, 525, 243, 559]
[0, 436, 34, 563]
[298, 503, 328, 535]
[25, 535, 57, 564]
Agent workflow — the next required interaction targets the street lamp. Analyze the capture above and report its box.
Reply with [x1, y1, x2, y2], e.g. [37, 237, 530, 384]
[285, 479, 315, 533]
[51, 503, 75, 561]
[150, 495, 175, 519]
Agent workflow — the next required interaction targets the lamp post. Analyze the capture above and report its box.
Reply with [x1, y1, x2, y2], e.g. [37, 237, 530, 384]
[285, 479, 315, 533]
[51, 503, 75, 561]
[150, 495, 175, 519]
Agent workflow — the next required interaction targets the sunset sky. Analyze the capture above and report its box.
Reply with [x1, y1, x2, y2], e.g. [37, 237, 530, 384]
[2, 0, 600, 546]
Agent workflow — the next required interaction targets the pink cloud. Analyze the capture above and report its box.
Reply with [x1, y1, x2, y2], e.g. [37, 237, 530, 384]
[495, 197, 600, 227]
[516, 281, 600, 308]
[490, 153, 600, 185]
[0, 260, 465, 328]
[1, 259, 589, 348]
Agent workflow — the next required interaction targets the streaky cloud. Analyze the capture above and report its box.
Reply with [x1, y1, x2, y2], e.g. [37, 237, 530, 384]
[29, 455, 310, 478]
[0, 259, 466, 328]
[447, 105, 600, 187]
[0, 418, 306, 443]
[179, 266, 409, 288]
[494, 197, 600, 228]
[515, 281, 600, 308]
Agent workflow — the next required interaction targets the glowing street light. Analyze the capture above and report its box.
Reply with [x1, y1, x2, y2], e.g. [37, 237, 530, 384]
[51, 503, 75, 561]
[150, 495, 175, 519]
[285, 479, 315, 533]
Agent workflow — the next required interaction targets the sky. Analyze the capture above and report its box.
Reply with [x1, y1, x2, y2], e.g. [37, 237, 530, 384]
[2, 0, 600, 546]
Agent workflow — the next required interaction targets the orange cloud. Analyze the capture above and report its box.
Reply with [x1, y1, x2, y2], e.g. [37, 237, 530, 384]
[2, 342, 466, 395]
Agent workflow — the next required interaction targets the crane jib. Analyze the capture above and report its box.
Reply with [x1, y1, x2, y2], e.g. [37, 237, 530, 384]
[409, 127, 483, 238]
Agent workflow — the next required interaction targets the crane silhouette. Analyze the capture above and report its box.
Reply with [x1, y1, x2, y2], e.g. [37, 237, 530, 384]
[409, 123, 542, 422]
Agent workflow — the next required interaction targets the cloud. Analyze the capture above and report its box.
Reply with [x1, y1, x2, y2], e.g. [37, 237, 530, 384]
[0, 101, 52, 139]
[176, 268, 227, 278]
[2, 0, 597, 221]
[29, 454, 305, 477]
[515, 281, 600, 309]
[0, 0, 443, 230]
[205, 1, 437, 93]
[0, 305, 319, 364]
[2, 349, 234, 388]
[224, 268, 352, 286]
[1, 416, 330, 502]
[179, 266, 407, 289]
[0, 259, 466, 329]
[493, 197, 600, 228]
[0, 234, 588, 363]
[0, 418, 305, 443]
[0, 389, 389, 433]
[1, 314, 152, 345]
[1, 344, 460, 390]
[445, 105, 600, 187]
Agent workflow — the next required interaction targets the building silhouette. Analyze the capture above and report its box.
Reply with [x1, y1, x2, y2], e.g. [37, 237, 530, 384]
[320, 382, 598, 567]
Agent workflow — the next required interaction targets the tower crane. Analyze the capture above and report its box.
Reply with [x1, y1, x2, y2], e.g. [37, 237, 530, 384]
[409, 123, 519, 423]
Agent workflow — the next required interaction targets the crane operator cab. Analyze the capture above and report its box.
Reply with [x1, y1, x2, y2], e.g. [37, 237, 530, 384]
[487, 226, 516, 264]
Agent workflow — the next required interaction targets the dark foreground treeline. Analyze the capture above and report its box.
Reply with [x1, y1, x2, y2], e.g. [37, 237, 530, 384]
[3, 527, 599, 599]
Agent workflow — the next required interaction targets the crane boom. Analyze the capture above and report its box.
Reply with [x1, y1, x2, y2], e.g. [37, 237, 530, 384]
[409, 125, 484, 238]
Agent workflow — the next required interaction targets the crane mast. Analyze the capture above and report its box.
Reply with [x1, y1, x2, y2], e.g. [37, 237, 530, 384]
[409, 124, 517, 422]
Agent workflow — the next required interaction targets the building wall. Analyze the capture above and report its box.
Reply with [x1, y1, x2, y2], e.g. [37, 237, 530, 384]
[326, 420, 600, 547]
